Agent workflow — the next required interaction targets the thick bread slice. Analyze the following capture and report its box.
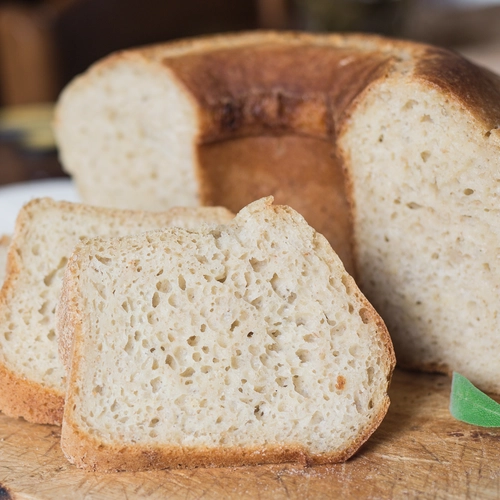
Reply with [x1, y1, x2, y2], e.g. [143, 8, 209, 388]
[0, 236, 10, 286]
[0, 199, 233, 425]
[59, 197, 395, 471]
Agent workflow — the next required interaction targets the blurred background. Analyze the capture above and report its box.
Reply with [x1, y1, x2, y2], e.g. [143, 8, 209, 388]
[0, 0, 499, 187]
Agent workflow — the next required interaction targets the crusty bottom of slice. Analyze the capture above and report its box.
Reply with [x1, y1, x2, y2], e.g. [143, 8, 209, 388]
[61, 402, 390, 472]
[0, 362, 63, 425]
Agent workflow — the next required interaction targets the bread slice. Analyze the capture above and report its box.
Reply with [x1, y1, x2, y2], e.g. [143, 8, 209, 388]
[0, 198, 233, 425]
[59, 197, 395, 471]
[0, 235, 10, 286]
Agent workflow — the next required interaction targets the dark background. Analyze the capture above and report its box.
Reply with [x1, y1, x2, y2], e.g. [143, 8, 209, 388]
[0, 0, 499, 186]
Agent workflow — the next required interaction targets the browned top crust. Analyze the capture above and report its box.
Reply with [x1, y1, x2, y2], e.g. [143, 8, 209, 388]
[95, 30, 500, 143]
[164, 45, 394, 142]
[416, 46, 500, 132]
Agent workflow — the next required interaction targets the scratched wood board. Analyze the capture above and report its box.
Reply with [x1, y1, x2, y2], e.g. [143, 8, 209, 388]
[0, 369, 498, 499]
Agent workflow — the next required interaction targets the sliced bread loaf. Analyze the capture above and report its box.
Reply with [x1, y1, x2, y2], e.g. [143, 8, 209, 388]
[58, 197, 395, 471]
[54, 31, 500, 391]
[0, 198, 233, 425]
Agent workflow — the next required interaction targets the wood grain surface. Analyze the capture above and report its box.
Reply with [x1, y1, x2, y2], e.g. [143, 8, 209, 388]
[0, 369, 499, 499]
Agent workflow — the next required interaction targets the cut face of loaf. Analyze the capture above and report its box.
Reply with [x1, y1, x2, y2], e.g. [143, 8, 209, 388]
[0, 198, 233, 425]
[59, 197, 395, 471]
[340, 60, 500, 393]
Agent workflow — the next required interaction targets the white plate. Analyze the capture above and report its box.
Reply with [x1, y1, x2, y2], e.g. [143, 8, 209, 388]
[0, 178, 80, 234]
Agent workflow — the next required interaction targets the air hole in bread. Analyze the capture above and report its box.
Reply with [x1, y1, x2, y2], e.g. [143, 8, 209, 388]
[123, 337, 133, 354]
[296, 349, 310, 363]
[358, 308, 370, 325]
[165, 355, 175, 369]
[295, 317, 306, 327]
[187, 335, 199, 346]
[250, 258, 266, 273]
[156, 280, 171, 293]
[95, 255, 111, 265]
[215, 271, 227, 283]
[150, 378, 161, 392]
[168, 295, 180, 307]
[292, 375, 308, 398]
[402, 99, 418, 110]
[420, 151, 431, 163]
[44, 257, 68, 286]
[151, 292, 160, 308]
[178, 275, 186, 290]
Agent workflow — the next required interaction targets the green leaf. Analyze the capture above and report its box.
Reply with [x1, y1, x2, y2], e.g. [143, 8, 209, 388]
[450, 372, 500, 427]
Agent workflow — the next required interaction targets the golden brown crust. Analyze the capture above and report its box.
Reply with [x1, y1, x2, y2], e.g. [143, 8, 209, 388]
[0, 362, 64, 425]
[163, 43, 393, 143]
[415, 46, 500, 131]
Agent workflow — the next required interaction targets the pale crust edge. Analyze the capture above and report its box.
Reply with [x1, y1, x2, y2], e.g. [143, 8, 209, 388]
[0, 361, 64, 425]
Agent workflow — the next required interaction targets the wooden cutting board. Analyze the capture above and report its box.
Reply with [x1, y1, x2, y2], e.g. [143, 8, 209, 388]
[0, 369, 499, 499]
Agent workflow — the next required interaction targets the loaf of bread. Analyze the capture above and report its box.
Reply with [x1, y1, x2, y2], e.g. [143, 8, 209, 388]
[54, 31, 500, 392]
[58, 197, 394, 471]
[0, 198, 233, 425]
[0, 236, 10, 286]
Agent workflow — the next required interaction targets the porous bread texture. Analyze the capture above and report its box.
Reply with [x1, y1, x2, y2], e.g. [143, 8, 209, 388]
[0, 236, 10, 285]
[0, 198, 233, 425]
[59, 197, 395, 471]
[339, 72, 500, 393]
